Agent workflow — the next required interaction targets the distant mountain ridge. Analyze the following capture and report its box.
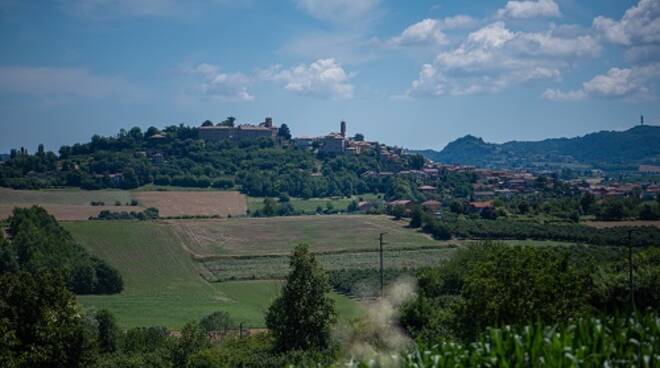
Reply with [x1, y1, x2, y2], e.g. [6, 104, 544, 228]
[414, 125, 660, 171]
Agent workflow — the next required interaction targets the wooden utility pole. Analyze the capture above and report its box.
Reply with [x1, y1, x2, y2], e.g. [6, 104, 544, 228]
[379, 232, 386, 299]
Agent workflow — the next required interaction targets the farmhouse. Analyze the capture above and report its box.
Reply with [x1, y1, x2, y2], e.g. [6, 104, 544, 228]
[199, 117, 278, 142]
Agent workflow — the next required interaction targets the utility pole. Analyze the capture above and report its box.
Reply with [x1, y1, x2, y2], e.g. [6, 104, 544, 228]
[379, 232, 386, 299]
[628, 230, 635, 311]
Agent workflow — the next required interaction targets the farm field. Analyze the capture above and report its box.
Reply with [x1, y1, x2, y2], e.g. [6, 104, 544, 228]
[133, 191, 246, 218]
[201, 247, 456, 281]
[247, 194, 381, 214]
[167, 215, 440, 257]
[65, 221, 361, 329]
[585, 220, 660, 229]
[0, 187, 141, 220]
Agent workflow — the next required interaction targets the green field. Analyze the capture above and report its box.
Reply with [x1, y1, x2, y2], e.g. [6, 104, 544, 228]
[0, 187, 133, 205]
[65, 221, 362, 329]
[168, 215, 440, 257]
[247, 194, 381, 214]
[201, 247, 456, 281]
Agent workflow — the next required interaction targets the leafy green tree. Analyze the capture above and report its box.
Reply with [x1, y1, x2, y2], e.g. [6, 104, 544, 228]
[352, 133, 364, 141]
[262, 198, 277, 217]
[96, 309, 119, 353]
[638, 203, 659, 220]
[390, 204, 406, 220]
[266, 244, 337, 352]
[0, 270, 96, 368]
[199, 311, 234, 333]
[278, 124, 292, 140]
[170, 322, 209, 368]
[409, 205, 424, 228]
[201, 120, 214, 127]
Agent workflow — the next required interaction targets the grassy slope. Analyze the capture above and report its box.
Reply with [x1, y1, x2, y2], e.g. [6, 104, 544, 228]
[65, 221, 361, 329]
[168, 215, 440, 257]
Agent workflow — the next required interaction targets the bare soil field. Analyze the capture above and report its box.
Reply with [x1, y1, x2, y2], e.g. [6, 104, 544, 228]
[133, 191, 246, 218]
[0, 188, 140, 220]
[586, 220, 660, 229]
[167, 215, 442, 258]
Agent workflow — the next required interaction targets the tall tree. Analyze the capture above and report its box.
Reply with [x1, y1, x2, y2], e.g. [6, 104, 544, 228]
[265, 244, 336, 352]
[278, 124, 292, 140]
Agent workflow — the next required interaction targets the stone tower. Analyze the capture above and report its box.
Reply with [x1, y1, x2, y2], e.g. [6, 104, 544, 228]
[340, 120, 346, 138]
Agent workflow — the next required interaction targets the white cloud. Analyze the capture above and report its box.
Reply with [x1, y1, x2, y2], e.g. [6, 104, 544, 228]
[261, 58, 354, 99]
[497, 0, 561, 19]
[543, 63, 660, 101]
[294, 0, 378, 22]
[388, 15, 476, 47]
[541, 88, 586, 101]
[406, 22, 599, 97]
[593, 0, 660, 46]
[0, 66, 144, 102]
[188, 63, 254, 101]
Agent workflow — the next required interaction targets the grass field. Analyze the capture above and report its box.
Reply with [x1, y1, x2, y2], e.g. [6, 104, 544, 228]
[0, 188, 248, 220]
[202, 247, 456, 281]
[167, 215, 440, 257]
[0, 188, 140, 220]
[65, 221, 362, 329]
[247, 194, 381, 215]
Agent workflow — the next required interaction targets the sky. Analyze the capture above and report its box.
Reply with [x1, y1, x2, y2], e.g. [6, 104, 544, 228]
[1, 0, 659, 153]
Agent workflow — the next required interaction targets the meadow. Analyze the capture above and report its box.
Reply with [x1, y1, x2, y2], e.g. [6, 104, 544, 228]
[65, 221, 362, 329]
[0, 187, 139, 220]
[246, 194, 381, 215]
[0, 187, 247, 220]
[167, 215, 441, 257]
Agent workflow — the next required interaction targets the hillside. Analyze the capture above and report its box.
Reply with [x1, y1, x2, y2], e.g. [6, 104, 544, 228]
[417, 125, 660, 171]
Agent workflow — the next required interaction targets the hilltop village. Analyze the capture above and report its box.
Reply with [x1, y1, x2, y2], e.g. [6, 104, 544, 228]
[195, 117, 660, 216]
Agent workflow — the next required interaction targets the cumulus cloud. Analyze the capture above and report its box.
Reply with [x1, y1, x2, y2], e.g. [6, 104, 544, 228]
[388, 15, 476, 47]
[593, 0, 660, 46]
[294, 0, 378, 22]
[406, 22, 599, 97]
[261, 58, 354, 99]
[0, 66, 145, 102]
[188, 63, 254, 101]
[497, 0, 561, 19]
[543, 63, 660, 101]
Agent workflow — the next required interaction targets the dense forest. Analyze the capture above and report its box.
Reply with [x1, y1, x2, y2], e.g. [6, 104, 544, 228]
[0, 124, 474, 200]
[0, 206, 123, 294]
[417, 125, 660, 171]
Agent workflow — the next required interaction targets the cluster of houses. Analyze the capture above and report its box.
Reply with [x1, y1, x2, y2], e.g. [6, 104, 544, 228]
[293, 121, 394, 156]
[577, 180, 660, 200]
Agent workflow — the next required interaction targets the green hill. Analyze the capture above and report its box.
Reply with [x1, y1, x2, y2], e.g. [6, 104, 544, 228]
[417, 125, 660, 172]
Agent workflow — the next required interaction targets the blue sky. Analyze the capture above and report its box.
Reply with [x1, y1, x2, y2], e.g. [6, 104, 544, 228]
[1, 0, 659, 153]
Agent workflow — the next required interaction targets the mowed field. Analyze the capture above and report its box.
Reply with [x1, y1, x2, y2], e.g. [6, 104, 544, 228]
[168, 215, 440, 257]
[0, 188, 140, 220]
[0, 188, 247, 220]
[133, 191, 246, 218]
[65, 221, 362, 329]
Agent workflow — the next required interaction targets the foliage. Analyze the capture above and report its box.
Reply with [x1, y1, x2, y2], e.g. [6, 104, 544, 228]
[199, 312, 234, 333]
[266, 244, 337, 352]
[96, 309, 120, 354]
[92, 207, 159, 221]
[400, 243, 597, 341]
[5, 206, 123, 294]
[0, 270, 97, 368]
[349, 313, 660, 368]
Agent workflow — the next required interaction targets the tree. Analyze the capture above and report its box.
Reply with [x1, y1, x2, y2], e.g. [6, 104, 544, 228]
[266, 244, 336, 352]
[199, 311, 234, 333]
[390, 204, 406, 220]
[171, 322, 209, 368]
[580, 192, 596, 214]
[262, 198, 277, 217]
[218, 117, 235, 127]
[409, 205, 424, 228]
[96, 309, 119, 353]
[201, 120, 214, 127]
[0, 270, 96, 367]
[352, 133, 364, 141]
[278, 124, 292, 140]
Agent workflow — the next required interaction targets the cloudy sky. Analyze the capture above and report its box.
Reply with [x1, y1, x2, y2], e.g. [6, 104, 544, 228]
[1, 0, 659, 152]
